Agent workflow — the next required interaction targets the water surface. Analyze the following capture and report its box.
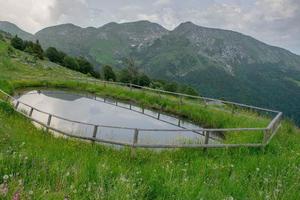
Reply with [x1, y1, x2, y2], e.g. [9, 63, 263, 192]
[16, 90, 208, 146]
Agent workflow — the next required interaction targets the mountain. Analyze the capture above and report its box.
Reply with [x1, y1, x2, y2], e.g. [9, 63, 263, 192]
[35, 21, 168, 66]
[134, 22, 300, 123]
[0, 21, 34, 41]
[1, 21, 300, 124]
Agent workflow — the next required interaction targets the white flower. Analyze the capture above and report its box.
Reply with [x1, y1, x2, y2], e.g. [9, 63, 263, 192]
[3, 175, 8, 180]
[256, 168, 260, 172]
[28, 190, 33, 195]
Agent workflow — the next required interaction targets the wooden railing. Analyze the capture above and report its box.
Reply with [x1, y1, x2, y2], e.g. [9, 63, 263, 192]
[0, 78, 283, 151]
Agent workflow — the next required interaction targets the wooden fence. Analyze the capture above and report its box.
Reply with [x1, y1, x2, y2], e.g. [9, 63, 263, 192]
[0, 78, 282, 151]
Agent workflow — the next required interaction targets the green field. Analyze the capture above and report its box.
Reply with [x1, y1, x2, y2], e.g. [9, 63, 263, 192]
[0, 39, 300, 199]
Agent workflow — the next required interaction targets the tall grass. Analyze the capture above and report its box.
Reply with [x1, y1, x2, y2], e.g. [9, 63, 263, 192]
[0, 101, 299, 199]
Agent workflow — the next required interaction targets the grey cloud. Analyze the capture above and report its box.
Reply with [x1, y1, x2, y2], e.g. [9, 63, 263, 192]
[0, 0, 299, 54]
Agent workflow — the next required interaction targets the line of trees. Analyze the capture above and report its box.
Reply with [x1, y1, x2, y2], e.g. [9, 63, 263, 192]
[9, 35, 198, 95]
[101, 58, 198, 95]
[10, 35, 100, 78]
[11, 35, 44, 59]
[45, 47, 100, 78]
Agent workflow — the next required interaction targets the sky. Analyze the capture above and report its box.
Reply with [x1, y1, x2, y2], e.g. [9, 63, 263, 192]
[0, 0, 299, 54]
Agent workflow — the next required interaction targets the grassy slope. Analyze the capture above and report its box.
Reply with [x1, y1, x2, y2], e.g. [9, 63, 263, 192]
[0, 40, 300, 199]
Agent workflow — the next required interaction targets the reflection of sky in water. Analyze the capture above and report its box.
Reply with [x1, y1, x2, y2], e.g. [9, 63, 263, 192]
[17, 90, 207, 145]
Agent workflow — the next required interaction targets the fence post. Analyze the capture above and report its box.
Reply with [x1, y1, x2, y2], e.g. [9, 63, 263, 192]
[92, 125, 98, 143]
[203, 131, 210, 152]
[231, 106, 236, 115]
[178, 119, 181, 127]
[15, 101, 20, 109]
[46, 114, 52, 132]
[157, 112, 160, 120]
[180, 96, 183, 105]
[130, 83, 132, 91]
[29, 107, 34, 117]
[131, 129, 139, 158]
[261, 129, 270, 151]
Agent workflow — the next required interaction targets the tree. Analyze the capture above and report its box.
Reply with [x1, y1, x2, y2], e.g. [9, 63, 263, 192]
[32, 40, 44, 59]
[164, 82, 178, 92]
[11, 35, 24, 50]
[138, 74, 151, 86]
[181, 86, 198, 96]
[102, 65, 116, 81]
[76, 57, 93, 74]
[63, 56, 79, 70]
[45, 47, 65, 64]
[90, 70, 101, 79]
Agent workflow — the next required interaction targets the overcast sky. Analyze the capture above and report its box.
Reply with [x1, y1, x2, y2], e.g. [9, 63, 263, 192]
[0, 0, 299, 54]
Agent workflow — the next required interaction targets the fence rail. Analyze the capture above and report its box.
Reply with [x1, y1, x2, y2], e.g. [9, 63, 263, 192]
[0, 77, 283, 151]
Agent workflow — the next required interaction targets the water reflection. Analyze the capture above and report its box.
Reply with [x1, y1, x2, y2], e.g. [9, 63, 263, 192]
[17, 90, 209, 146]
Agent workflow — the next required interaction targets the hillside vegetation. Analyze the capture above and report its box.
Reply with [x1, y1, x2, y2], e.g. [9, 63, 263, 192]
[1, 20, 299, 124]
[0, 31, 300, 200]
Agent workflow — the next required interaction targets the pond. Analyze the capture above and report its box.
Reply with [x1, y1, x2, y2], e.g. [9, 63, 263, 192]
[15, 90, 211, 147]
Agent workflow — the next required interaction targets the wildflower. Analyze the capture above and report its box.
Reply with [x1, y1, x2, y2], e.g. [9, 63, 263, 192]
[0, 183, 8, 197]
[12, 191, 20, 200]
[28, 190, 33, 195]
[3, 175, 9, 181]
[256, 168, 260, 172]
[65, 172, 70, 177]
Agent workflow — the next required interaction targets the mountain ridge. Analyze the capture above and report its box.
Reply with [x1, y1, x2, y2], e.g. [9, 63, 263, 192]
[1, 20, 300, 124]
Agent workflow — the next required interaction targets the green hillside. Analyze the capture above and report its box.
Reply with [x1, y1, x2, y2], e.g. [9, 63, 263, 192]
[0, 21, 34, 41]
[1, 20, 299, 124]
[0, 33, 300, 199]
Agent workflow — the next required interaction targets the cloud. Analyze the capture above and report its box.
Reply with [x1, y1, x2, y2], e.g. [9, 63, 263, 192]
[0, 0, 299, 54]
[137, 14, 159, 22]
[0, 0, 56, 33]
[153, 0, 172, 6]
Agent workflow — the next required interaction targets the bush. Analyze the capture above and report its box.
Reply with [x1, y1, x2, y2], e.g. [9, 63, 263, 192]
[76, 57, 93, 74]
[103, 65, 116, 81]
[138, 74, 151, 86]
[63, 56, 79, 71]
[45, 47, 65, 64]
[11, 35, 24, 50]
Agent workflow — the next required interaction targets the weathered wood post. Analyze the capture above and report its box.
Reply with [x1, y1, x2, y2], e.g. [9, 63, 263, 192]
[29, 107, 34, 117]
[130, 83, 132, 91]
[15, 101, 20, 109]
[92, 125, 98, 144]
[231, 106, 236, 115]
[131, 129, 139, 158]
[261, 129, 270, 151]
[203, 131, 210, 152]
[178, 119, 181, 127]
[157, 111, 161, 120]
[46, 114, 52, 132]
